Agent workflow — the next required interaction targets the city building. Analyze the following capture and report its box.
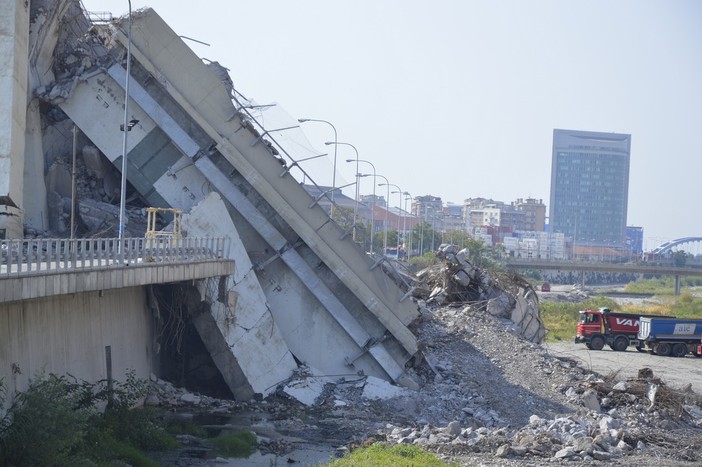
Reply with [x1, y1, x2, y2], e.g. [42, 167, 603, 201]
[514, 198, 546, 232]
[413, 195, 443, 231]
[549, 129, 631, 250]
[626, 226, 644, 255]
[443, 202, 464, 232]
[463, 198, 525, 241]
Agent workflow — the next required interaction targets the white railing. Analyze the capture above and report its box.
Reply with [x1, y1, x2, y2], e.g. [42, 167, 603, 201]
[0, 237, 230, 277]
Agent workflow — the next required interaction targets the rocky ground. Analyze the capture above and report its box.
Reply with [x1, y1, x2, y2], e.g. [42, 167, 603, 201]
[149, 296, 702, 466]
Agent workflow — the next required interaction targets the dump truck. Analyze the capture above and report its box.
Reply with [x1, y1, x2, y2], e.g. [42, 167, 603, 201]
[638, 317, 702, 357]
[575, 307, 654, 352]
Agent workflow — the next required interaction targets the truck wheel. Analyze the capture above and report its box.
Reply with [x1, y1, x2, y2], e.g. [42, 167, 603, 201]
[590, 335, 605, 351]
[655, 343, 671, 357]
[613, 336, 629, 352]
[672, 343, 688, 357]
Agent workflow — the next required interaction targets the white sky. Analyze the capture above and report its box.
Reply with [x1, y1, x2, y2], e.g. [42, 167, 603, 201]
[80, 0, 702, 250]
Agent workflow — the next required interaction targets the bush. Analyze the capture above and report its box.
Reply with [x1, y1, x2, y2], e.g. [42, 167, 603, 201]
[0, 370, 176, 466]
[210, 430, 257, 457]
[0, 374, 93, 466]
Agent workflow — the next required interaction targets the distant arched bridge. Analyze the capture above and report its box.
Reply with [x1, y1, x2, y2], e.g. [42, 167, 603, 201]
[652, 237, 702, 255]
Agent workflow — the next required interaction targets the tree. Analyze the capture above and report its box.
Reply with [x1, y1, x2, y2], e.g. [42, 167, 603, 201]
[672, 249, 691, 267]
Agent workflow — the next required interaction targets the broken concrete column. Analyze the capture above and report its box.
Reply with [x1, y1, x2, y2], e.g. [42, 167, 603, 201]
[46, 163, 72, 198]
[510, 289, 546, 343]
[182, 192, 297, 399]
[82, 145, 110, 178]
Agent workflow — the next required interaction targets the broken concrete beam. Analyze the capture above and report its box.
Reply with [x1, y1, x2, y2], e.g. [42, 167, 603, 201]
[183, 192, 297, 398]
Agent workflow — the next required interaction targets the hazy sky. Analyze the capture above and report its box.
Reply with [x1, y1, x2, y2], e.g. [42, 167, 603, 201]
[81, 0, 702, 250]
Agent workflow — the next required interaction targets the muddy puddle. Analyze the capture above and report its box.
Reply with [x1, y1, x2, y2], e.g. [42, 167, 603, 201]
[152, 409, 339, 466]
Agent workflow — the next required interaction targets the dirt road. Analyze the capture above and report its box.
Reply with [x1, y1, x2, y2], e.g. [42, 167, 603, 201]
[545, 341, 702, 393]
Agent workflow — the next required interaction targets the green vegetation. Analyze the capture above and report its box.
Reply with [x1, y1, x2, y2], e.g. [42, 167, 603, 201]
[0, 371, 177, 466]
[325, 442, 458, 467]
[211, 430, 257, 457]
[407, 233, 504, 271]
[624, 277, 702, 295]
[408, 251, 439, 268]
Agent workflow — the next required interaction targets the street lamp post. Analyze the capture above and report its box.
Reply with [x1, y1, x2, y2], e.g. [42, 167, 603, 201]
[389, 184, 402, 253]
[403, 191, 412, 259]
[352, 159, 376, 253]
[297, 118, 337, 214]
[326, 142, 359, 239]
[377, 174, 391, 254]
[118, 0, 133, 241]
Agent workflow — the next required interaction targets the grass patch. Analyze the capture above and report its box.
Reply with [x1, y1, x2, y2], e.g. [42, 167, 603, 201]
[326, 442, 458, 466]
[624, 277, 702, 295]
[540, 297, 619, 342]
[210, 430, 257, 458]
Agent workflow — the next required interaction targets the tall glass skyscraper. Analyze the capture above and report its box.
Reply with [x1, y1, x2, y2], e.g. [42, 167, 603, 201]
[549, 129, 631, 248]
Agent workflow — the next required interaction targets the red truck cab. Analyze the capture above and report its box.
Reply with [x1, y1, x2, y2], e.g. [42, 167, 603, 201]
[575, 308, 644, 352]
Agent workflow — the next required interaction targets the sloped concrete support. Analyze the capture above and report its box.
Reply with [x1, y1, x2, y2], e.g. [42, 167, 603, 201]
[115, 9, 419, 347]
[195, 157, 407, 381]
[55, 7, 418, 386]
[183, 193, 297, 398]
[58, 70, 411, 382]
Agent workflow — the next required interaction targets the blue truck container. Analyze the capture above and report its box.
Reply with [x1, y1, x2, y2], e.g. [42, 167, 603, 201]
[638, 317, 702, 357]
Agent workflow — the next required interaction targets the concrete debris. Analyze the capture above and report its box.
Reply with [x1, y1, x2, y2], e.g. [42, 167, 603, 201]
[361, 376, 411, 401]
[139, 297, 702, 466]
[283, 377, 326, 406]
[82, 144, 111, 179]
[410, 243, 546, 343]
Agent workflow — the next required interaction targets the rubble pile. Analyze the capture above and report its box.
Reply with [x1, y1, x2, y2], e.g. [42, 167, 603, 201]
[143, 273, 702, 466]
[413, 244, 488, 304]
[411, 244, 546, 343]
[147, 294, 702, 465]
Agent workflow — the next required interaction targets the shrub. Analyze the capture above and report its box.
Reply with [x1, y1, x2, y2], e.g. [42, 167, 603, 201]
[0, 370, 176, 466]
[210, 430, 257, 457]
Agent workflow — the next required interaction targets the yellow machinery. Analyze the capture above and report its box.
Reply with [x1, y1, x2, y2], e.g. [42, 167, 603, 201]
[146, 208, 183, 244]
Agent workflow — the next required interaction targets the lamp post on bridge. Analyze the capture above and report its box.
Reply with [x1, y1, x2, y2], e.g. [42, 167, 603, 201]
[298, 118, 338, 215]
[118, 0, 133, 241]
[352, 159, 376, 254]
[326, 141, 358, 239]
[389, 184, 403, 256]
[376, 174, 391, 254]
[403, 191, 412, 259]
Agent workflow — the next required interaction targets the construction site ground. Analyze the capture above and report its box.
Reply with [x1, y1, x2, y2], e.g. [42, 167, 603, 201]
[151, 286, 702, 466]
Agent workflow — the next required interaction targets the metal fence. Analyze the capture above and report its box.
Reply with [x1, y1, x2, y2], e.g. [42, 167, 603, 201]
[0, 237, 230, 277]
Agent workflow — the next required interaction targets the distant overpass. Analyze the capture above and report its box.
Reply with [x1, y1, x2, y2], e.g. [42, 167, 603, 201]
[504, 258, 702, 295]
[504, 259, 702, 277]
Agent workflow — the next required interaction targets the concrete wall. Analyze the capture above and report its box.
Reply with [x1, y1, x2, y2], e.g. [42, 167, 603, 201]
[0, 0, 28, 237]
[0, 287, 153, 398]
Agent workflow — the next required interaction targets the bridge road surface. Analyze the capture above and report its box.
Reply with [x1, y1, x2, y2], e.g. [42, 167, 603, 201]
[545, 342, 702, 393]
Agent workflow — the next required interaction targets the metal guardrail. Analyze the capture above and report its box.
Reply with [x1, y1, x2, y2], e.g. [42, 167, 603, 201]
[0, 237, 230, 277]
